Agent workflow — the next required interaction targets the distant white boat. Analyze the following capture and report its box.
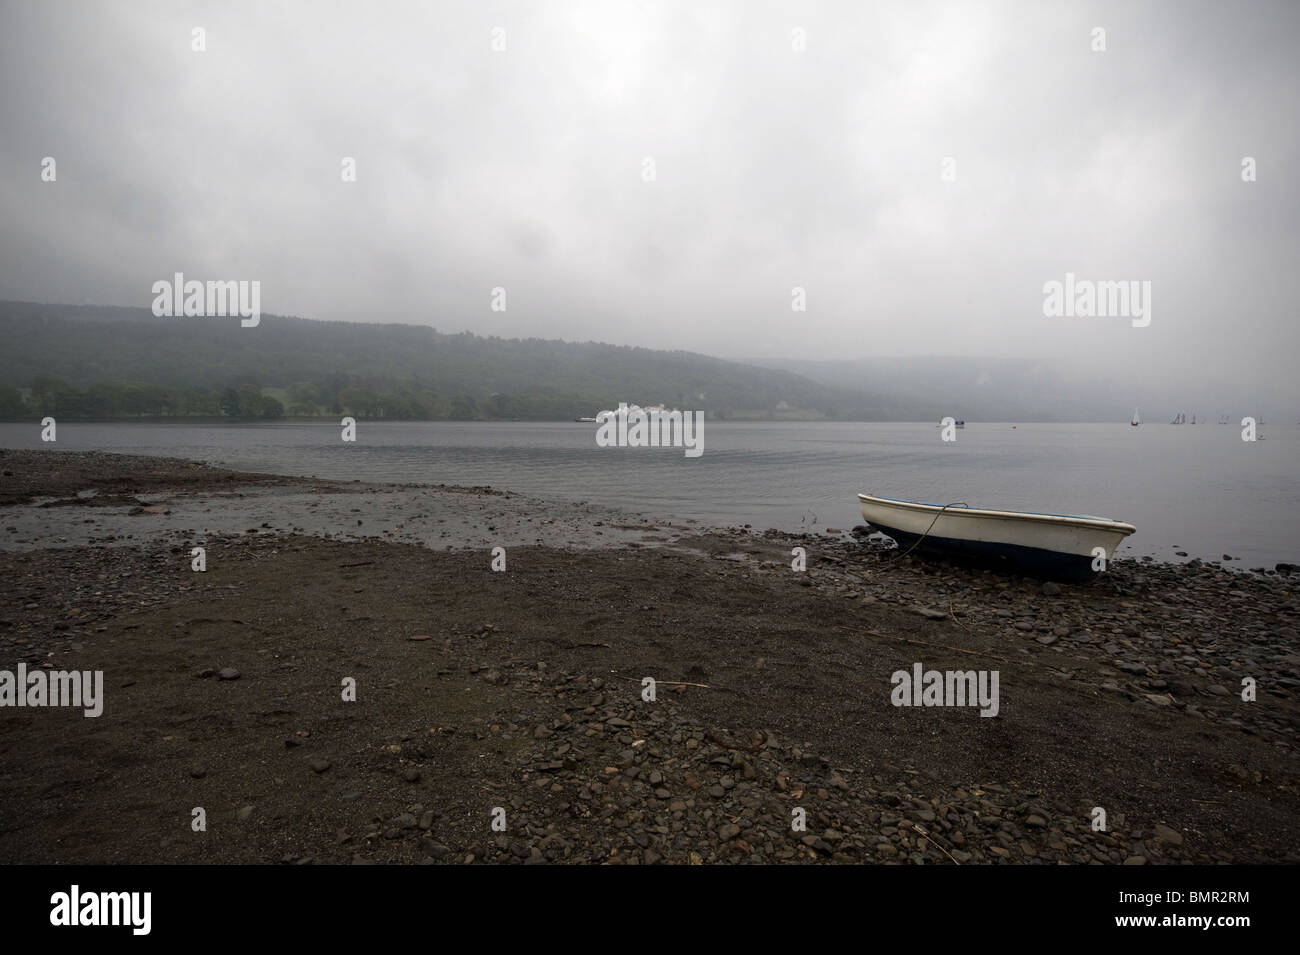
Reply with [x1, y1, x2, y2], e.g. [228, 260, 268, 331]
[1131, 407, 1140, 427]
[858, 493, 1136, 581]
[595, 404, 676, 423]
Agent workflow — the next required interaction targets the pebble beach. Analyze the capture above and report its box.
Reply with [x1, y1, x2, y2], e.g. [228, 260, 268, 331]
[1, 449, 1296, 864]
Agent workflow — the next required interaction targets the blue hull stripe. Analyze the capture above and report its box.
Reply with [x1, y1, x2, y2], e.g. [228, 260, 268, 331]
[870, 525, 1099, 581]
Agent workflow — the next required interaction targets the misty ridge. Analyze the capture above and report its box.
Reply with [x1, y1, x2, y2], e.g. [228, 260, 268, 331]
[0, 300, 1225, 423]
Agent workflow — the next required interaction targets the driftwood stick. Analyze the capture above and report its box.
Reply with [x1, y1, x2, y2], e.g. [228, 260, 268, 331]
[905, 822, 960, 865]
[611, 673, 711, 688]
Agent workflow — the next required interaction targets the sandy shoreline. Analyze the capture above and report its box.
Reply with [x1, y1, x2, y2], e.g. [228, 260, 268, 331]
[1, 450, 1296, 864]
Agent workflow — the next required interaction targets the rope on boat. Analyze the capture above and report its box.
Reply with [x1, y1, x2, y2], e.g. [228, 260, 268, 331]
[876, 501, 968, 564]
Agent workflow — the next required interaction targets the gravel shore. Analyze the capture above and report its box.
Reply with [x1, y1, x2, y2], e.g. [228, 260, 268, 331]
[1, 450, 1296, 864]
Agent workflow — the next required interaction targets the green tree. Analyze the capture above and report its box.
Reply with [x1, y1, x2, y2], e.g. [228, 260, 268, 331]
[29, 376, 75, 415]
[0, 384, 26, 417]
[448, 395, 478, 419]
[339, 386, 378, 417]
[288, 381, 320, 407]
[377, 392, 413, 418]
[236, 383, 265, 417]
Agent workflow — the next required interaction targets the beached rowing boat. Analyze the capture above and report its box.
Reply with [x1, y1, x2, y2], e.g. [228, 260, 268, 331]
[857, 493, 1136, 581]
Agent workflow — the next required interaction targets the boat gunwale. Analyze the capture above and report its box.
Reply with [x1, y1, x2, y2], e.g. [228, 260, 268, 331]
[857, 493, 1136, 535]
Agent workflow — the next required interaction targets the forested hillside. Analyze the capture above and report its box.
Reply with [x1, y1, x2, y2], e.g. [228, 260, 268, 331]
[0, 301, 910, 420]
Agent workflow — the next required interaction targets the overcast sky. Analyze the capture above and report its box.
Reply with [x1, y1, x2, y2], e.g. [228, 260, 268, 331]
[1, 0, 1296, 404]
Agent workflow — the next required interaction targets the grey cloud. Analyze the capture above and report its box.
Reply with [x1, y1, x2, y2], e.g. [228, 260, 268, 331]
[0, 0, 1295, 409]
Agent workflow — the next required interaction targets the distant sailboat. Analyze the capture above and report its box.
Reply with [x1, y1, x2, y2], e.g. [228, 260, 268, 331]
[1191, 413, 1196, 425]
[1131, 407, 1140, 427]
[1170, 412, 1185, 424]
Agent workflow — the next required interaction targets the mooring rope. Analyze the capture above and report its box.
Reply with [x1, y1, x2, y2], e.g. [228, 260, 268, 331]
[875, 501, 969, 564]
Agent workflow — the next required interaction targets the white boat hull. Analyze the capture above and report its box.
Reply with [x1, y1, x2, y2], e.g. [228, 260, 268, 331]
[857, 493, 1136, 580]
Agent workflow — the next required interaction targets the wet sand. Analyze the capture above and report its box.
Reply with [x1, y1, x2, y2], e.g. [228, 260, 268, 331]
[0, 450, 1296, 864]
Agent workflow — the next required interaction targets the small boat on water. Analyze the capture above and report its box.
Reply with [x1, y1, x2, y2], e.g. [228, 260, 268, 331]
[1131, 407, 1140, 427]
[857, 493, 1136, 581]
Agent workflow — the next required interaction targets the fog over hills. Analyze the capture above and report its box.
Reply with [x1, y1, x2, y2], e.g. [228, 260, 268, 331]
[748, 356, 1287, 424]
[3, 300, 1279, 422]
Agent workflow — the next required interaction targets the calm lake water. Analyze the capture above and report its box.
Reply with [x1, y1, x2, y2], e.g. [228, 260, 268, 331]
[3, 420, 1297, 566]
